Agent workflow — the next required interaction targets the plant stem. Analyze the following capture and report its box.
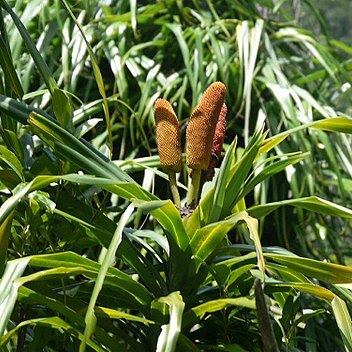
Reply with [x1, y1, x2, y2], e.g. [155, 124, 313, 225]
[168, 170, 181, 208]
[187, 169, 202, 207]
[254, 279, 279, 352]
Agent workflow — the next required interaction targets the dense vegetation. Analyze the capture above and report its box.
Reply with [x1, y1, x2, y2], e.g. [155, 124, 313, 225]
[0, 1, 351, 351]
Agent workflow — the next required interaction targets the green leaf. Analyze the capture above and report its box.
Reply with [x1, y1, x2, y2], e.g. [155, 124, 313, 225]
[156, 292, 185, 352]
[60, 0, 113, 154]
[258, 133, 287, 156]
[266, 282, 335, 301]
[27, 251, 152, 308]
[248, 196, 352, 219]
[28, 112, 132, 182]
[208, 138, 237, 223]
[52, 87, 73, 129]
[190, 211, 264, 275]
[240, 152, 309, 199]
[2, 128, 24, 164]
[134, 199, 189, 251]
[118, 238, 167, 296]
[310, 117, 352, 134]
[95, 306, 154, 325]
[0, 210, 13, 274]
[166, 24, 196, 101]
[0, 317, 104, 351]
[17, 285, 118, 350]
[0, 93, 55, 125]
[183, 297, 256, 330]
[191, 211, 248, 270]
[133, 198, 192, 292]
[75, 118, 103, 138]
[0, 35, 23, 98]
[293, 308, 326, 328]
[0, 145, 23, 181]
[80, 204, 135, 351]
[54, 208, 113, 248]
[265, 253, 352, 285]
[246, 216, 265, 276]
[0, 175, 157, 240]
[239, 19, 264, 145]
[220, 128, 266, 218]
[261, 116, 352, 156]
[225, 264, 256, 289]
[213, 251, 257, 270]
[0, 256, 31, 335]
[0, 181, 33, 225]
[0, 0, 57, 94]
[331, 296, 352, 352]
[0, 250, 151, 335]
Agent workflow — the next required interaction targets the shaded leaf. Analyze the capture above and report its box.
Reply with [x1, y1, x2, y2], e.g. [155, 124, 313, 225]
[0, 35, 23, 98]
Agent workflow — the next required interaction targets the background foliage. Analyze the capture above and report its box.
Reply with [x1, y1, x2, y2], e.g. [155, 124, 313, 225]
[0, 0, 351, 351]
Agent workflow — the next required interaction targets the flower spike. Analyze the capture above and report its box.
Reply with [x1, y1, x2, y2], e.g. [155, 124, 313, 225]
[208, 103, 227, 170]
[186, 82, 227, 170]
[186, 82, 227, 207]
[154, 98, 182, 207]
[154, 99, 183, 173]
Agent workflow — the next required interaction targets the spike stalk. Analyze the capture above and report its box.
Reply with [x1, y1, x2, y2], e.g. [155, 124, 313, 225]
[187, 169, 202, 207]
[168, 170, 181, 208]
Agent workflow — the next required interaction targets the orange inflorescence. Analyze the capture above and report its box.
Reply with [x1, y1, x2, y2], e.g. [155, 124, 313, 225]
[208, 103, 227, 170]
[186, 82, 227, 170]
[154, 99, 183, 173]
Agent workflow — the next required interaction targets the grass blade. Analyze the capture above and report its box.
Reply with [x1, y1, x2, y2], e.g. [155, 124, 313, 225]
[0, 257, 31, 335]
[60, 0, 113, 155]
[0, 35, 23, 98]
[80, 204, 135, 351]
[331, 296, 352, 352]
[0, 0, 57, 93]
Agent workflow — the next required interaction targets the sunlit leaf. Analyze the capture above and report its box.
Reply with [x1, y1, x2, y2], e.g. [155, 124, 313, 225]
[248, 196, 352, 219]
[331, 296, 352, 351]
[156, 292, 185, 352]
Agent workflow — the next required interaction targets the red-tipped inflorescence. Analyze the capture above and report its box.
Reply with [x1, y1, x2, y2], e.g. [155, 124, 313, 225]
[208, 103, 227, 170]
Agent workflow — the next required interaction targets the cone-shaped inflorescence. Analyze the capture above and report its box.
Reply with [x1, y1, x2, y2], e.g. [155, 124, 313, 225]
[208, 103, 227, 170]
[186, 82, 226, 207]
[186, 82, 227, 170]
[154, 99, 183, 173]
[154, 98, 182, 208]
[200, 103, 228, 186]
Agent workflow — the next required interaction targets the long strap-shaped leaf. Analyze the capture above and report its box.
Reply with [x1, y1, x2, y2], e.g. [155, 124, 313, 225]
[156, 292, 185, 352]
[0, 93, 54, 125]
[190, 211, 265, 275]
[80, 204, 134, 352]
[0, 316, 105, 351]
[248, 196, 352, 219]
[29, 111, 132, 182]
[60, 0, 113, 154]
[0, 35, 23, 99]
[332, 296, 352, 352]
[0, 0, 57, 94]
